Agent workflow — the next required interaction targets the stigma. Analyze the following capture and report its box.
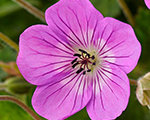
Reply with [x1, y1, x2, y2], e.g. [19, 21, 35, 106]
[71, 49, 97, 75]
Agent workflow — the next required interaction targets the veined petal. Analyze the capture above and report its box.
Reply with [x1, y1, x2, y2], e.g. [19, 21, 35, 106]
[17, 25, 75, 85]
[93, 17, 141, 74]
[86, 63, 130, 120]
[45, 0, 103, 48]
[145, 0, 150, 9]
[32, 72, 92, 120]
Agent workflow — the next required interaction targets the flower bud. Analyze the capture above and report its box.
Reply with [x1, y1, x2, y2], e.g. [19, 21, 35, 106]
[4, 77, 32, 94]
[136, 72, 150, 109]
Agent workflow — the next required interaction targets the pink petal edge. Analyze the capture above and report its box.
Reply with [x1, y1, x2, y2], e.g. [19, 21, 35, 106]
[45, 0, 104, 47]
[32, 73, 93, 120]
[93, 17, 141, 74]
[17, 25, 75, 85]
[86, 63, 130, 120]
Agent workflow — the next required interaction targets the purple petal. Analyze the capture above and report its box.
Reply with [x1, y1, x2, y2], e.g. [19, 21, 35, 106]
[45, 0, 103, 47]
[17, 25, 75, 85]
[86, 63, 130, 120]
[93, 17, 141, 74]
[32, 73, 92, 120]
[145, 0, 150, 9]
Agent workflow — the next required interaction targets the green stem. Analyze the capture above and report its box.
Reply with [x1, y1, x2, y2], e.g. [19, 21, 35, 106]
[0, 95, 41, 120]
[12, 0, 45, 22]
[129, 79, 137, 86]
[0, 32, 19, 52]
[116, 0, 135, 26]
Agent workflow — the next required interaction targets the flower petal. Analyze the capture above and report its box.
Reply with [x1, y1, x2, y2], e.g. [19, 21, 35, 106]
[17, 25, 75, 85]
[32, 73, 92, 120]
[45, 0, 103, 47]
[93, 17, 141, 74]
[86, 63, 130, 120]
[145, 0, 150, 9]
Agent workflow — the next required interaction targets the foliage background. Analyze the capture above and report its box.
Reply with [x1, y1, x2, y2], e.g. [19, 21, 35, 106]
[0, 0, 150, 120]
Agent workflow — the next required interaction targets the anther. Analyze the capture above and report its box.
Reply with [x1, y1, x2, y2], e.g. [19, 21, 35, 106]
[76, 68, 84, 74]
[79, 49, 87, 54]
[87, 53, 90, 58]
[87, 69, 91, 72]
[91, 55, 95, 60]
[71, 58, 78, 64]
[74, 53, 81, 57]
[72, 62, 79, 68]
[92, 62, 96, 65]
[83, 71, 86, 75]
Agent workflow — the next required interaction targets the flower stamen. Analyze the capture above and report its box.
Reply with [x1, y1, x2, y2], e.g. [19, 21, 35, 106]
[87, 69, 91, 72]
[83, 71, 86, 75]
[72, 49, 96, 75]
[92, 62, 96, 65]
[78, 49, 87, 54]
[71, 58, 78, 64]
[76, 68, 84, 74]
[72, 62, 79, 68]
[73, 54, 81, 57]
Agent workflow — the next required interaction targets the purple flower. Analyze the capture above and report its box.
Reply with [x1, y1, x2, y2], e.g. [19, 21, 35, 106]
[17, 0, 141, 119]
[145, 0, 150, 9]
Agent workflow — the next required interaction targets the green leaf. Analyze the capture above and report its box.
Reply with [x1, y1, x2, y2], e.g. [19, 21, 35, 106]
[0, 41, 17, 62]
[90, 0, 121, 17]
[0, 2, 20, 18]
[66, 108, 90, 120]
[134, 7, 150, 71]
[0, 100, 33, 120]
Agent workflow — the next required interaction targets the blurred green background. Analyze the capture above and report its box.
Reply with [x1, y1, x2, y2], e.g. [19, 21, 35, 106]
[0, 0, 150, 120]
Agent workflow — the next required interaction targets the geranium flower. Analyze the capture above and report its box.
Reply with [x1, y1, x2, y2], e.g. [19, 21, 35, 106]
[144, 0, 150, 9]
[17, 0, 141, 119]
